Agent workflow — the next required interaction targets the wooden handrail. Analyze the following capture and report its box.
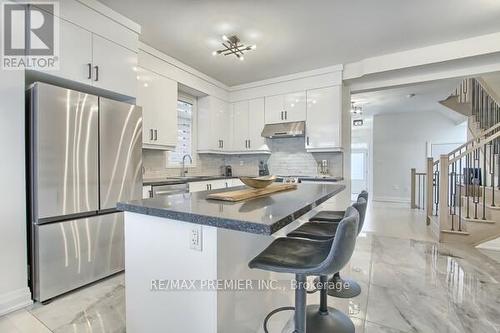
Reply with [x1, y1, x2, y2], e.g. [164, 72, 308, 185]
[449, 130, 500, 164]
[447, 122, 500, 158]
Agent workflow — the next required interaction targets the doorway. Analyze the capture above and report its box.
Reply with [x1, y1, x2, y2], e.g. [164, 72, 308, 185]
[351, 149, 369, 201]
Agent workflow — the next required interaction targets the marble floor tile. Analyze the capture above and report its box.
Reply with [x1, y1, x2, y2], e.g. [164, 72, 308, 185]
[366, 284, 465, 333]
[28, 274, 125, 333]
[0, 309, 51, 333]
[363, 320, 407, 333]
[2, 202, 500, 333]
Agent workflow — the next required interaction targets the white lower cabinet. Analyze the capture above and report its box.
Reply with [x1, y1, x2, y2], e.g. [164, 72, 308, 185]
[142, 186, 152, 199]
[188, 179, 237, 193]
[305, 86, 343, 152]
[231, 179, 244, 187]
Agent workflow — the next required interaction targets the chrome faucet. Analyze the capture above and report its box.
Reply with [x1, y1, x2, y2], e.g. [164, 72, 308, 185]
[181, 154, 193, 177]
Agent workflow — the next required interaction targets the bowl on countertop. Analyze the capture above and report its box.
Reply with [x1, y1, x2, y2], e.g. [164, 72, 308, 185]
[239, 176, 277, 189]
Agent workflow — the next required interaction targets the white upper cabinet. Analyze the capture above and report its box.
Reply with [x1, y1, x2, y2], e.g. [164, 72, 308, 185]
[232, 101, 249, 151]
[265, 92, 306, 124]
[230, 98, 269, 153]
[31, 9, 138, 98]
[284, 92, 307, 122]
[213, 98, 233, 151]
[248, 98, 269, 152]
[92, 35, 137, 97]
[305, 86, 342, 152]
[137, 67, 178, 150]
[264, 95, 284, 124]
[54, 19, 93, 85]
[198, 96, 232, 152]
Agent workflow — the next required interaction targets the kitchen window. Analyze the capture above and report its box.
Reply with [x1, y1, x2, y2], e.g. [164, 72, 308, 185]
[167, 94, 196, 167]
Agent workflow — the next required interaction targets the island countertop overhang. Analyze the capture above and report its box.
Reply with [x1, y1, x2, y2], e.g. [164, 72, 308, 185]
[117, 183, 345, 235]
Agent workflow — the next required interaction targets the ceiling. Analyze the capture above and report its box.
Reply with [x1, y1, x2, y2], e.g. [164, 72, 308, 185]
[99, 0, 500, 86]
[351, 78, 467, 123]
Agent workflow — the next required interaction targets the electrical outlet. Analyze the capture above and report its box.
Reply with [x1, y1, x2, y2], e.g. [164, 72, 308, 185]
[190, 226, 203, 251]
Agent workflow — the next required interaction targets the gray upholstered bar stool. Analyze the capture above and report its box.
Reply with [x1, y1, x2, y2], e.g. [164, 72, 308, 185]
[287, 194, 368, 298]
[249, 207, 359, 333]
[307, 190, 368, 224]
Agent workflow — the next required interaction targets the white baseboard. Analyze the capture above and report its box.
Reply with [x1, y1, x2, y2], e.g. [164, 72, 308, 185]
[372, 196, 411, 204]
[0, 287, 32, 316]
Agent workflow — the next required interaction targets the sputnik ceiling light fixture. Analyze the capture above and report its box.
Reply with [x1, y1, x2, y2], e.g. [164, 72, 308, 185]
[351, 102, 363, 115]
[212, 35, 256, 61]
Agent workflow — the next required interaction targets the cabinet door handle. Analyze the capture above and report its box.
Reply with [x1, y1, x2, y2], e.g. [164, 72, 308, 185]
[285, 111, 287, 120]
[248, 140, 251, 149]
[280, 111, 283, 120]
[307, 136, 310, 146]
[221, 140, 224, 149]
[150, 129, 154, 141]
[245, 140, 248, 148]
[154, 129, 158, 141]
[87, 63, 92, 79]
[94, 65, 99, 81]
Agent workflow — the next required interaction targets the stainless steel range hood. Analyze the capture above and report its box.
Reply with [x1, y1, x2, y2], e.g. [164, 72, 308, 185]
[261, 121, 305, 138]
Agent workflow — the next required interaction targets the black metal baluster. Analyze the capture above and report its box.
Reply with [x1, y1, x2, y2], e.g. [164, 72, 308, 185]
[483, 144, 487, 220]
[474, 148, 479, 220]
[458, 156, 462, 231]
[466, 152, 470, 219]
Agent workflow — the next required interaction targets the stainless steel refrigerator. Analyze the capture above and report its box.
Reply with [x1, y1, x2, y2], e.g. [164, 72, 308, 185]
[27, 82, 142, 302]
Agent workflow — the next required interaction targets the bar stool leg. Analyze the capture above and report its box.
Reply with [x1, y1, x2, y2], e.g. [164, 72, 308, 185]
[304, 274, 355, 333]
[327, 272, 361, 298]
[294, 274, 307, 333]
[319, 275, 328, 314]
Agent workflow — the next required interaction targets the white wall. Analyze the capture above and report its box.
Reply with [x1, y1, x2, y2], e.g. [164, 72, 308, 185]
[372, 111, 467, 203]
[0, 70, 32, 315]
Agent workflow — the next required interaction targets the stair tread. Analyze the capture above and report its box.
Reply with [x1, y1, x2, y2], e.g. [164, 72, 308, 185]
[441, 230, 470, 236]
[462, 216, 496, 224]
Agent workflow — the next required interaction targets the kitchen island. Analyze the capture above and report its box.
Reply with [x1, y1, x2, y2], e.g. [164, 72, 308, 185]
[118, 183, 345, 333]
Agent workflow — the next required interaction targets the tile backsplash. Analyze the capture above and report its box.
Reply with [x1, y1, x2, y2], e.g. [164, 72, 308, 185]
[143, 137, 343, 180]
[266, 137, 342, 176]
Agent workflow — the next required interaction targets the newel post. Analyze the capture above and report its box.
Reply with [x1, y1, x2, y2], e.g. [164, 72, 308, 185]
[426, 157, 434, 225]
[438, 154, 450, 238]
[410, 168, 416, 209]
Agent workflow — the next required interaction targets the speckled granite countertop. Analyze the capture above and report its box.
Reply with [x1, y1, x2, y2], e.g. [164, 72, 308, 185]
[117, 183, 345, 235]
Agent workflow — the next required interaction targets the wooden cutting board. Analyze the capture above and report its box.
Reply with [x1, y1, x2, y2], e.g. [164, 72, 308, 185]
[206, 183, 297, 202]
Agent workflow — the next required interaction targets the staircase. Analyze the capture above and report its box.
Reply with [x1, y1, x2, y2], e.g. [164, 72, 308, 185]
[425, 78, 500, 246]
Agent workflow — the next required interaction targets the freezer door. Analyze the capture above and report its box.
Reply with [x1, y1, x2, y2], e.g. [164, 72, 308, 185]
[99, 98, 142, 210]
[33, 213, 124, 302]
[32, 83, 99, 220]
